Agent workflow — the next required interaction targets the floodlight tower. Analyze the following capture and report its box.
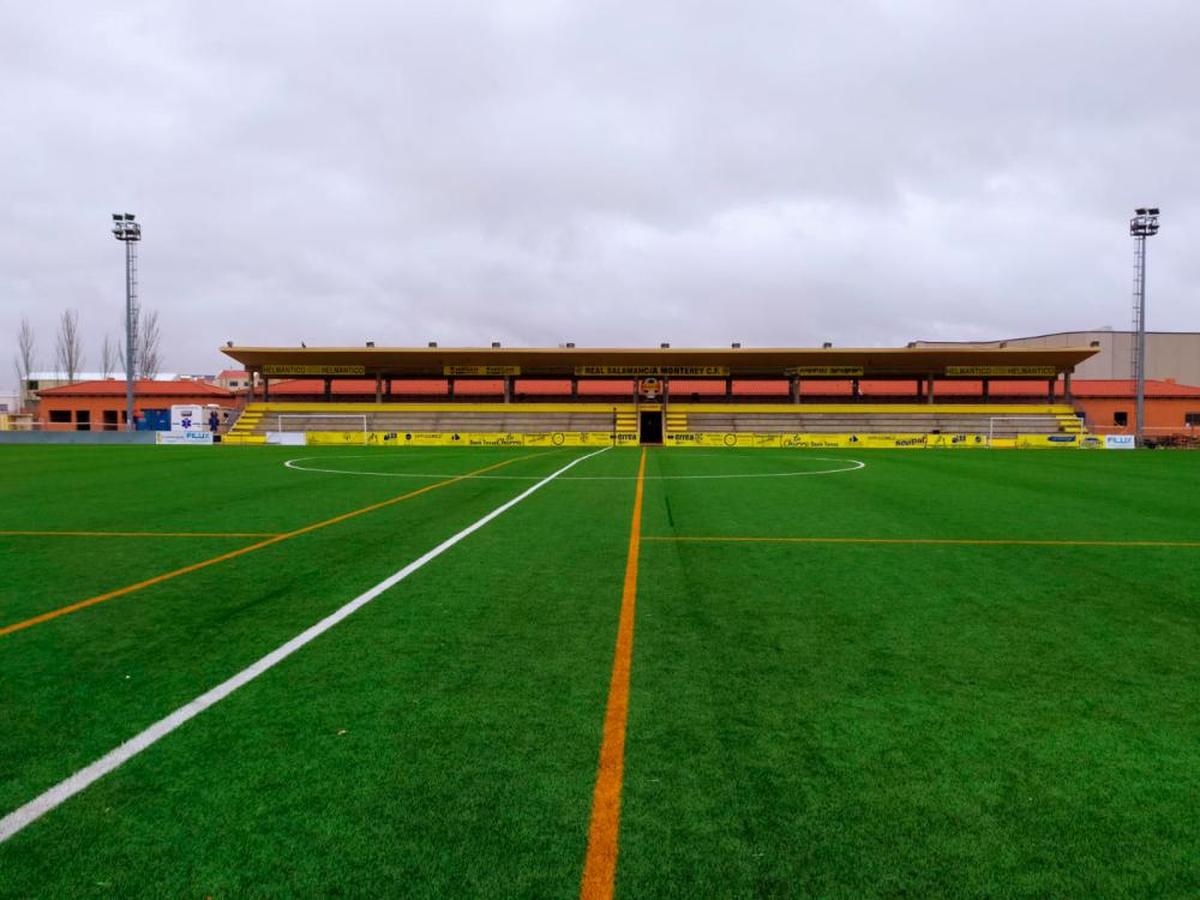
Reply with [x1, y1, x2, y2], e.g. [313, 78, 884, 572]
[1129, 207, 1160, 446]
[111, 213, 141, 431]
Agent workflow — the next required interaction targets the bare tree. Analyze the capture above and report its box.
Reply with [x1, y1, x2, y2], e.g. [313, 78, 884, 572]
[54, 309, 84, 383]
[13, 316, 36, 412]
[137, 309, 162, 380]
[100, 334, 118, 379]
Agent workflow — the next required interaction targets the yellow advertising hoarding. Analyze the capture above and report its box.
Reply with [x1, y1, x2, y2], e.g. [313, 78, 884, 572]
[306, 430, 636, 447]
[661, 432, 1100, 450]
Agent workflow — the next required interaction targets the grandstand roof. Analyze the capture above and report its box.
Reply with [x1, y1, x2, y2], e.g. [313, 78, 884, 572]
[223, 345, 1096, 379]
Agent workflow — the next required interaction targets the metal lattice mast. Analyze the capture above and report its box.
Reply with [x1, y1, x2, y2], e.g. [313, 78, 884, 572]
[1130, 236, 1144, 380]
[112, 213, 142, 431]
[1128, 208, 1159, 446]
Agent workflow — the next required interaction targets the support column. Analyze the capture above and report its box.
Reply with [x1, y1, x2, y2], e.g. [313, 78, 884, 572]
[262, 375, 269, 402]
[1064, 371, 1072, 404]
[725, 377, 733, 400]
[927, 376, 935, 405]
[916, 378, 923, 402]
[375, 374, 382, 404]
[789, 375, 799, 404]
[1047, 378, 1056, 404]
[323, 377, 331, 403]
[447, 378, 455, 399]
[982, 378, 990, 402]
[571, 377, 579, 400]
[385, 378, 392, 401]
[852, 379, 860, 401]
[503, 376, 512, 403]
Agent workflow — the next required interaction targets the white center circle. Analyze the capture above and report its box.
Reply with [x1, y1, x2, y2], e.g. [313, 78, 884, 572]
[283, 452, 866, 481]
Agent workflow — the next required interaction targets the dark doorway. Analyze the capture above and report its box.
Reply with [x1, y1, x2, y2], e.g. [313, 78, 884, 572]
[75, 410, 91, 432]
[639, 410, 663, 445]
[103, 410, 119, 431]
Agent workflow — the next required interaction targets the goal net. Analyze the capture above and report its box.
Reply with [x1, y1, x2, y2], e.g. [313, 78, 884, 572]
[273, 413, 369, 445]
[987, 415, 1083, 448]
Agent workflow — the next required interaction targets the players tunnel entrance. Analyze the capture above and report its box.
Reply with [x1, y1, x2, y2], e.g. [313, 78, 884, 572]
[639, 410, 663, 445]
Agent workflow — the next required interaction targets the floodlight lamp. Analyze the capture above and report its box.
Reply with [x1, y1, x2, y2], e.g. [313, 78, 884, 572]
[112, 213, 122, 221]
[1136, 207, 1147, 215]
[124, 213, 135, 221]
[1148, 208, 1160, 215]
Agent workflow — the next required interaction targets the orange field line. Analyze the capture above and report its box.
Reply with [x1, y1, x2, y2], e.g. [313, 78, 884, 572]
[581, 446, 647, 900]
[0, 530, 283, 539]
[642, 536, 1200, 548]
[0, 453, 545, 639]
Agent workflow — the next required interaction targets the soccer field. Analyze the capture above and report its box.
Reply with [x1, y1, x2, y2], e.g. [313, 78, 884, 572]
[1, 445, 1198, 897]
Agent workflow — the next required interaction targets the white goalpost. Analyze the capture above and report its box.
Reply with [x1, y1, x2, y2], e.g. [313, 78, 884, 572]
[271, 413, 369, 446]
[986, 415, 1084, 448]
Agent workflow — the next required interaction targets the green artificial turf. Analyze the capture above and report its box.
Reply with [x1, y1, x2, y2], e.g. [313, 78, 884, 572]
[1, 445, 1197, 897]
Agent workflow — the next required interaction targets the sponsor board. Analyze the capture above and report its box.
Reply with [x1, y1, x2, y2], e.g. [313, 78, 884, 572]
[785, 366, 864, 377]
[944, 366, 1058, 377]
[443, 366, 521, 376]
[265, 432, 307, 446]
[1104, 434, 1137, 449]
[574, 365, 730, 377]
[156, 430, 214, 446]
[262, 364, 366, 376]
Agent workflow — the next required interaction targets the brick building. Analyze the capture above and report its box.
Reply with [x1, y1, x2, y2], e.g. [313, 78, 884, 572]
[36, 380, 236, 431]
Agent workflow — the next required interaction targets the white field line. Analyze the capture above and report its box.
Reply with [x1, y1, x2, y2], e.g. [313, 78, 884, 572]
[284, 454, 866, 480]
[0, 446, 611, 845]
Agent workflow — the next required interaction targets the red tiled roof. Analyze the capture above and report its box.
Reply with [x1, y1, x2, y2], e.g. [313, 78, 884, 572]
[38, 380, 235, 398]
[1058, 379, 1200, 398]
[217, 369, 248, 380]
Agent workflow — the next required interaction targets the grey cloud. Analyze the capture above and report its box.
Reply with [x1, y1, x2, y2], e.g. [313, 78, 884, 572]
[2, 0, 1197, 382]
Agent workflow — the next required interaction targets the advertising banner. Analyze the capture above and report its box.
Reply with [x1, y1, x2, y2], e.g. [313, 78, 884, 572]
[575, 366, 730, 377]
[156, 431, 214, 445]
[443, 366, 521, 376]
[305, 430, 631, 447]
[944, 366, 1058, 377]
[785, 366, 864, 377]
[262, 364, 366, 376]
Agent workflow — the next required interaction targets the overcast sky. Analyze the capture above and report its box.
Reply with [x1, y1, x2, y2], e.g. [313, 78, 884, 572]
[2, 0, 1197, 383]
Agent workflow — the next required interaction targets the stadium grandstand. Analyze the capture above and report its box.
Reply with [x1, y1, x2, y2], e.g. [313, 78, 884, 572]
[218, 344, 1105, 448]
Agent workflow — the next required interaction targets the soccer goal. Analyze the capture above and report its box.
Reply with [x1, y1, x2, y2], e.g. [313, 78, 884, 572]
[273, 413, 369, 445]
[986, 415, 1084, 448]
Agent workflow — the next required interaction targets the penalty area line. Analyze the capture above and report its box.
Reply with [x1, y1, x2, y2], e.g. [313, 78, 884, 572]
[0, 446, 610, 845]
